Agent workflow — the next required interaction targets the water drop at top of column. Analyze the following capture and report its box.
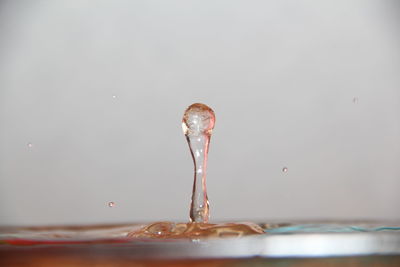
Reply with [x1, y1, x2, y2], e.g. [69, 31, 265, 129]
[182, 103, 215, 137]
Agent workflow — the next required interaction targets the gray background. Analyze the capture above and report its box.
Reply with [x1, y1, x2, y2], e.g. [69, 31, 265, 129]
[0, 0, 399, 226]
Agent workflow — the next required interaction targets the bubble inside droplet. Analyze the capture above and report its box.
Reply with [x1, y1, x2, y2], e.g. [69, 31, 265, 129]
[282, 167, 288, 172]
[108, 202, 115, 207]
[27, 143, 33, 148]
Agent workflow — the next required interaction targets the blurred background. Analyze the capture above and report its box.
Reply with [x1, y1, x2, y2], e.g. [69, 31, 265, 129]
[0, 0, 399, 226]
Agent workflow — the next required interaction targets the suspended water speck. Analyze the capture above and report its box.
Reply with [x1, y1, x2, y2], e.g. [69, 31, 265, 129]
[27, 143, 33, 148]
[282, 167, 288, 173]
[112, 95, 117, 99]
[108, 202, 115, 207]
[352, 97, 358, 103]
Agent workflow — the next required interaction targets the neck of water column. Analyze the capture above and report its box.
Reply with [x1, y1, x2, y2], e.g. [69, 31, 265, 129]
[187, 134, 210, 223]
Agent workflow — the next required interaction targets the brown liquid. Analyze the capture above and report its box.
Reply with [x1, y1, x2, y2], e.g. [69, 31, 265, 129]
[127, 221, 264, 239]
[127, 103, 263, 239]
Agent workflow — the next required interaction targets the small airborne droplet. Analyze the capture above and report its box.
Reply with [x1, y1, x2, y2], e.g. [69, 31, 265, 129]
[27, 143, 33, 148]
[112, 95, 117, 99]
[282, 167, 288, 172]
[108, 202, 115, 207]
[352, 97, 358, 103]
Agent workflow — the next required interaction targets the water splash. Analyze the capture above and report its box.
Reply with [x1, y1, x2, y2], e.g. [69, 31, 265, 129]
[126, 103, 264, 239]
[182, 103, 215, 223]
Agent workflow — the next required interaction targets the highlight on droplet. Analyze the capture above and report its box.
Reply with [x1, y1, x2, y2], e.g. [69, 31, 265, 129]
[108, 202, 115, 207]
[282, 167, 288, 172]
[27, 143, 33, 148]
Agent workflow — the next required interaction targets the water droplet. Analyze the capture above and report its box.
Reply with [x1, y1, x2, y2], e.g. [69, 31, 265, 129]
[352, 97, 358, 103]
[282, 167, 288, 172]
[27, 143, 33, 148]
[108, 202, 115, 207]
[182, 103, 215, 223]
[112, 95, 117, 99]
